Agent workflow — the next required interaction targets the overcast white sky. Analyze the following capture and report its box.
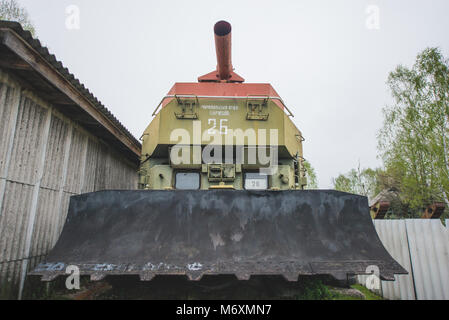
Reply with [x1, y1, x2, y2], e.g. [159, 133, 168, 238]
[17, 0, 449, 188]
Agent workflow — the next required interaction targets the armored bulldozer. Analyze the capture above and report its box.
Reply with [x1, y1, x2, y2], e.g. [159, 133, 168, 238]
[31, 21, 406, 292]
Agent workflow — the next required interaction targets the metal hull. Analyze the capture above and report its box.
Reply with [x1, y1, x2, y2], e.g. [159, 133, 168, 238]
[30, 190, 407, 282]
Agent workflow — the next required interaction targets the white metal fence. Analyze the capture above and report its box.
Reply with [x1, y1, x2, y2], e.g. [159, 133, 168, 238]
[358, 219, 449, 300]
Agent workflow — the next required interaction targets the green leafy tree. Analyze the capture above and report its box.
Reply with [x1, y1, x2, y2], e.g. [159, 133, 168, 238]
[332, 164, 381, 199]
[303, 160, 318, 189]
[332, 165, 415, 218]
[0, 0, 35, 35]
[378, 47, 449, 214]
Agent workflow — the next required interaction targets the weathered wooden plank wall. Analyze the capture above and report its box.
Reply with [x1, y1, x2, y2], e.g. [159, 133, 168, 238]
[0, 68, 138, 299]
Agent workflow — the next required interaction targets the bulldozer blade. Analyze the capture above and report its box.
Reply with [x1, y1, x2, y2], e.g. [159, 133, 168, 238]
[30, 190, 407, 282]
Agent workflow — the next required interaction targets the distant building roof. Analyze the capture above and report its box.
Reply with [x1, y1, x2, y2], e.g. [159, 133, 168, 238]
[369, 187, 401, 207]
[0, 20, 141, 163]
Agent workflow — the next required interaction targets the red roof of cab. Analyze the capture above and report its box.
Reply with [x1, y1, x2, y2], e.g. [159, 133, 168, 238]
[162, 82, 284, 109]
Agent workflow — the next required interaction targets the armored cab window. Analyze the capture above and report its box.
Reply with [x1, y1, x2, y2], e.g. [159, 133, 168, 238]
[175, 172, 200, 190]
[244, 173, 268, 190]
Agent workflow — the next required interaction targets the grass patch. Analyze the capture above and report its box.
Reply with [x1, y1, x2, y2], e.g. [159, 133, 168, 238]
[351, 284, 384, 300]
[292, 279, 334, 300]
[328, 284, 384, 300]
[22, 276, 385, 300]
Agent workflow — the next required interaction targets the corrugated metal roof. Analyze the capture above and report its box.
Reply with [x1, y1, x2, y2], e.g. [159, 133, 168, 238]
[0, 20, 140, 151]
[369, 188, 401, 207]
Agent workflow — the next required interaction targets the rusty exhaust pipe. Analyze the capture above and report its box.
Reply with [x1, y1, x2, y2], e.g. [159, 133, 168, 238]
[199, 21, 244, 83]
[214, 21, 233, 81]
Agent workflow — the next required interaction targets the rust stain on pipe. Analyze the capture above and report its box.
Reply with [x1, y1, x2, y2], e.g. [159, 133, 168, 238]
[198, 20, 244, 83]
[214, 21, 233, 81]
